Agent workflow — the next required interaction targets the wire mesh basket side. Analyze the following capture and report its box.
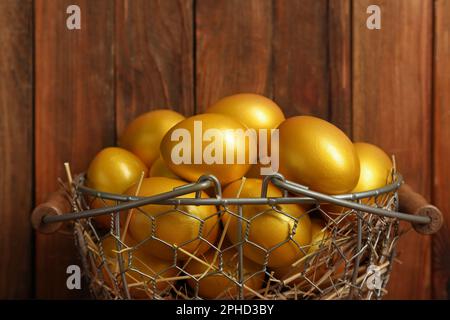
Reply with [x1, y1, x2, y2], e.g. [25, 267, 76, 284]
[71, 177, 401, 300]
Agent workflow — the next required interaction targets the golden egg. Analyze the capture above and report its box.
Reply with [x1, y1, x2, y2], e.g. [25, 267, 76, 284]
[99, 234, 177, 299]
[221, 178, 311, 268]
[207, 94, 285, 169]
[304, 221, 360, 286]
[308, 218, 330, 254]
[206, 93, 285, 131]
[160, 113, 254, 185]
[352, 142, 393, 193]
[119, 109, 185, 168]
[321, 142, 393, 217]
[271, 218, 329, 284]
[149, 156, 179, 179]
[86, 147, 148, 229]
[272, 249, 349, 290]
[128, 177, 219, 261]
[244, 160, 279, 178]
[310, 218, 325, 236]
[271, 221, 358, 293]
[278, 116, 360, 194]
[184, 248, 265, 299]
[87, 147, 148, 193]
[245, 163, 263, 179]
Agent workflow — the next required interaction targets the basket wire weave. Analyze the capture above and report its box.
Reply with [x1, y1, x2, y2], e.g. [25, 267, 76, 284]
[67, 171, 403, 300]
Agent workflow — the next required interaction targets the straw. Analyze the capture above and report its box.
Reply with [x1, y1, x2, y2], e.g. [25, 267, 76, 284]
[121, 171, 145, 243]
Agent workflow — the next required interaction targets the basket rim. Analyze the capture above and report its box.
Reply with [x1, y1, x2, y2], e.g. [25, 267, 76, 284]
[42, 172, 431, 225]
[74, 172, 403, 203]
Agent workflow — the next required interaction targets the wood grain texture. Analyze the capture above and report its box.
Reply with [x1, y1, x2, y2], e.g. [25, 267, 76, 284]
[0, 0, 33, 299]
[273, 0, 328, 117]
[353, 0, 433, 299]
[196, 0, 272, 111]
[35, 0, 115, 298]
[328, 0, 352, 136]
[115, 0, 194, 134]
[432, 0, 450, 300]
[21, 0, 446, 300]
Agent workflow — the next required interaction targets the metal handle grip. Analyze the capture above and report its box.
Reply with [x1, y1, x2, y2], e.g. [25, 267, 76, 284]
[398, 184, 443, 235]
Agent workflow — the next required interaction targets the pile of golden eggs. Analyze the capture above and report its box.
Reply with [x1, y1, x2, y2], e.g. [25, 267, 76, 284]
[86, 93, 394, 299]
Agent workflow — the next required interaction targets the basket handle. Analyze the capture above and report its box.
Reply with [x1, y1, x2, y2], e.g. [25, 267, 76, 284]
[32, 181, 444, 236]
[398, 183, 443, 235]
[31, 188, 72, 234]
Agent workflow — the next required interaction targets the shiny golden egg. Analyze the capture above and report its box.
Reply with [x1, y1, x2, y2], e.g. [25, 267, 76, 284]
[271, 217, 329, 284]
[245, 163, 263, 179]
[100, 234, 177, 298]
[308, 218, 330, 254]
[352, 142, 393, 193]
[207, 94, 285, 167]
[272, 216, 361, 289]
[321, 142, 393, 217]
[278, 116, 360, 194]
[149, 156, 179, 179]
[128, 177, 219, 261]
[86, 147, 148, 229]
[87, 147, 148, 193]
[221, 178, 311, 268]
[160, 113, 254, 185]
[119, 109, 185, 168]
[184, 248, 265, 299]
[206, 93, 285, 131]
[244, 161, 279, 179]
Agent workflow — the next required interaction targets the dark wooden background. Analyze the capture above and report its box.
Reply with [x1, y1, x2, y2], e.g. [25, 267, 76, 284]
[0, 0, 448, 299]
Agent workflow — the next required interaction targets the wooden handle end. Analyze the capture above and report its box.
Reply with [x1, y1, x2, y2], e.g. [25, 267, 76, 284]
[398, 184, 444, 235]
[412, 205, 444, 235]
[31, 189, 72, 234]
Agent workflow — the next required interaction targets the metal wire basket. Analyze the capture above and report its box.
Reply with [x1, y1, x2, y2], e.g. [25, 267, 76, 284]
[32, 169, 443, 300]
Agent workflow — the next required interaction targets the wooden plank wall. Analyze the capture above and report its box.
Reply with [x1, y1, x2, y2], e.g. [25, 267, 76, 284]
[273, 0, 330, 118]
[353, 0, 433, 299]
[433, 0, 450, 300]
[35, 0, 115, 298]
[0, 0, 448, 299]
[196, 0, 272, 111]
[115, 0, 194, 133]
[0, 0, 34, 299]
